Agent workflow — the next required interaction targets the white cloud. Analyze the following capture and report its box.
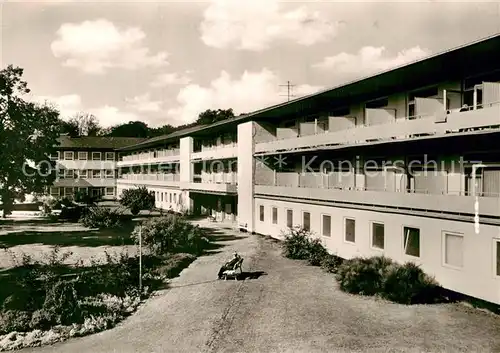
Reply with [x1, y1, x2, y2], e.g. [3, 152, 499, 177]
[32, 94, 140, 127]
[92, 106, 140, 127]
[313, 46, 430, 78]
[167, 69, 322, 124]
[200, 0, 342, 51]
[32, 94, 83, 118]
[51, 19, 168, 74]
[150, 72, 192, 87]
[125, 93, 162, 112]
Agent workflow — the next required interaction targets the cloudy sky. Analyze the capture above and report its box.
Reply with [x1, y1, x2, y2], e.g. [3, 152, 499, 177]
[1, 0, 500, 127]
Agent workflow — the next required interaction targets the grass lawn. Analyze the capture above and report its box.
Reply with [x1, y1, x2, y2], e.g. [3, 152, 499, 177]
[0, 218, 142, 270]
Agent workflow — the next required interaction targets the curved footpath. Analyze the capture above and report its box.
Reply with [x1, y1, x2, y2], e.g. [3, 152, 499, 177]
[21, 223, 500, 353]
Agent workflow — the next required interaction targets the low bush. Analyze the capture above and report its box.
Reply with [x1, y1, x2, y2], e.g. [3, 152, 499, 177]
[335, 256, 440, 304]
[79, 206, 121, 229]
[152, 253, 196, 278]
[282, 226, 329, 266]
[119, 187, 155, 216]
[320, 254, 344, 274]
[131, 214, 208, 256]
[335, 256, 394, 296]
[382, 262, 440, 304]
[0, 310, 31, 334]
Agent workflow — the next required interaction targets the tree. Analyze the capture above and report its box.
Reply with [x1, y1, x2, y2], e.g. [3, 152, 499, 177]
[107, 121, 150, 138]
[196, 109, 234, 125]
[58, 119, 79, 137]
[119, 186, 155, 215]
[67, 112, 102, 136]
[0, 65, 60, 217]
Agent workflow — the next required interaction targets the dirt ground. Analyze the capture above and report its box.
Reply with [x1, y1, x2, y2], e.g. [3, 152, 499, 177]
[18, 222, 500, 353]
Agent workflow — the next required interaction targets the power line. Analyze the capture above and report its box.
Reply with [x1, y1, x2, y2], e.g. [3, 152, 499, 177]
[279, 81, 297, 102]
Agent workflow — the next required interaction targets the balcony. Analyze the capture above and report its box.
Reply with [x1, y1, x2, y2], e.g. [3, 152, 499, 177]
[52, 178, 116, 188]
[191, 144, 237, 161]
[56, 160, 116, 170]
[183, 173, 237, 194]
[117, 173, 180, 188]
[118, 149, 180, 167]
[255, 103, 500, 154]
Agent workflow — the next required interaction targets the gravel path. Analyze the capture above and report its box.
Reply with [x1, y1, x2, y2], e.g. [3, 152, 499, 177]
[19, 223, 500, 353]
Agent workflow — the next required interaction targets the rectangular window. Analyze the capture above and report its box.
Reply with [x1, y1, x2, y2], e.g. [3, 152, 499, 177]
[174, 194, 177, 203]
[64, 151, 73, 160]
[286, 209, 293, 228]
[65, 169, 74, 179]
[303, 212, 310, 231]
[106, 187, 114, 196]
[170, 193, 172, 203]
[105, 152, 115, 161]
[322, 215, 331, 237]
[371, 222, 385, 249]
[64, 187, 74, 196]
[78, 152, 87, 160]
[92, 152, 101, 161]
[272, 207, 278, 224]
[57, 169, 65, 179]
[443, 232, 464, 268]
[345, 218, 355, 243]
[92, 170, 101, 179]
[50, 152, 59, 160]
[403, 227, 420, 257]
[79, 169, 88, 178]
[105, 170, 114, 179]
[161, 193, 164, 202]
[260, 205, 264, 222]
[50, 187, 59, 196]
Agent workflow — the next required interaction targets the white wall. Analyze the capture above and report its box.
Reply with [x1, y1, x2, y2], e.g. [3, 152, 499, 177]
[237, 121, 255, 231]
[253, 197, 500, 305]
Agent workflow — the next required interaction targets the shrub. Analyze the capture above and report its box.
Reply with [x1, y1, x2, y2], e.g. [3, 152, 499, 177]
[282, 227, 314, 260]
[335, 256, 394, 296]
[282, 226, 329, 266]
[79, 206, 121, 229]
[0, 310, 31, 334]
[119, 187, 155, 216]
[131, 214, 208, 256]
[382, 262, 440, 304]
[320, 254, 344, 274]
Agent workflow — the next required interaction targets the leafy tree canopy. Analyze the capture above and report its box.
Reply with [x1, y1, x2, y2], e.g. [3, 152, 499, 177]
[0, 65, 60, 216]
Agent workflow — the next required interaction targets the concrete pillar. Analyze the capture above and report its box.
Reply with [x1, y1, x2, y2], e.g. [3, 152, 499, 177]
[180, 137, 194, 213]
[237, 121, 255, 232]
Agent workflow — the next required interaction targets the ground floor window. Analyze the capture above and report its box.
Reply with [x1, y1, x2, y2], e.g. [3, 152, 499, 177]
[302, 212, 310, 231]
[371, 222, 385, 249]
[64, 187, 74, 197]
[50, 187, 59, 197]
[403, 227, 420, 257]
[272, 207, 278, 224]
[344, 218, 355, 243]
[443, 232, 464, 268]
[322, 214, 331, 237]
[170, 193, 172, 203]
[106, 187, 114, 196]
[161, 193, 164, 202]
[259, 205, 264, 222]
[286, 209, 293, 228]
[174, 194, 177, 203]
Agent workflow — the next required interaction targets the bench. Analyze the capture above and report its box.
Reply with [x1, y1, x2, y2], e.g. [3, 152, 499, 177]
[222, 258, 244, 280]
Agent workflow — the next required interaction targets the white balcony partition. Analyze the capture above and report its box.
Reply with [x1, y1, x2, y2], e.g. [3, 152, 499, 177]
[415, 97, 444, 118]
[328, 116, 355, 132]
[483, 82, 500, 106]
[365, 108, 396, 126]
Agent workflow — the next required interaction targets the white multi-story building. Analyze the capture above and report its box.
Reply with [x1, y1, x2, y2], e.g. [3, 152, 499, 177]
[50, 135, 146, 200]
[63, 34, 500, 305]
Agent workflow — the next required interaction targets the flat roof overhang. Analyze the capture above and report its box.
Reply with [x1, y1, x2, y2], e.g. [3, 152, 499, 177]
[119, 34, 500, 151]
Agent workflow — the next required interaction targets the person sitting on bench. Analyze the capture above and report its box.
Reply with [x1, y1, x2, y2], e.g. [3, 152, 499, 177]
[218, 252, 242, 279]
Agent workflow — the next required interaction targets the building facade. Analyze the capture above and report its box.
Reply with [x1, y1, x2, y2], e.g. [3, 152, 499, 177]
[54, 35, 500, 305]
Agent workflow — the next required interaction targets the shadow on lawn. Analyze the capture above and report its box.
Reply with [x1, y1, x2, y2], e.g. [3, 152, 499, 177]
[0, 221, 139, 248]
[198, 227, 248, 257]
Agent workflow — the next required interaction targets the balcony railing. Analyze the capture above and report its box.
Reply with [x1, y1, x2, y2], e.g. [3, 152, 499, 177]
[255, 102, 500, 154]
[120, 149, 180, 164]
[119, 173, 180, 182]
[193, 172, 237, 185]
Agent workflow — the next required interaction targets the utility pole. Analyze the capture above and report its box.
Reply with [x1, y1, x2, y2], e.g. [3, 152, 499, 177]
[279, 81, 296, 102]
